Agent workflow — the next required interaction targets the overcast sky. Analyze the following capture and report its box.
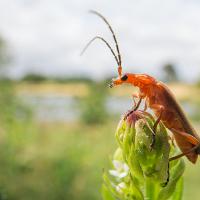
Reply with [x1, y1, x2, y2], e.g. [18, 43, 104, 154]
[0, 0, 200, 81]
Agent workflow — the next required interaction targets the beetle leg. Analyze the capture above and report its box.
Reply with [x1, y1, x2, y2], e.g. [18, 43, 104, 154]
[132, 94, 138, 108]
[169, 128, 200, 161]
[124, 93, 145, 119]
[133, 97, 142, 111]
[169, 144, 200, 161]
[124, 94, 142, 119]
[143, 100, 148, 111]
[152, 104, 165, 132]
[132, 94, 142, 110]
[171, 128, 200, 146]
[150, 104, 165, 149]
[132, 93, 145, 111]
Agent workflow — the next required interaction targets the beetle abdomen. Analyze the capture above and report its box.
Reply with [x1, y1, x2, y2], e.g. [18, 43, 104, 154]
[149, 82, 200, 163]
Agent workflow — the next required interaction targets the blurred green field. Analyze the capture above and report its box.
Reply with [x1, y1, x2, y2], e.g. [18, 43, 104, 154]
[0, 120, 116, 200]
[0, 81, 199, 200]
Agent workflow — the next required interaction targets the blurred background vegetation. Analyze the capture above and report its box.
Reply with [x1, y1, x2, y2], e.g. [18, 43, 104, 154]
[0, 17, 200, 200]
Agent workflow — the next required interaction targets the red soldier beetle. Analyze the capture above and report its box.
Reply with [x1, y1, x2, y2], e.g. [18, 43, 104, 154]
[82, 10, 200, 164]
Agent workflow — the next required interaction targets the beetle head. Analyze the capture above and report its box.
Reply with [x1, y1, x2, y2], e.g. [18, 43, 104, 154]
[109, 66, 129, 88]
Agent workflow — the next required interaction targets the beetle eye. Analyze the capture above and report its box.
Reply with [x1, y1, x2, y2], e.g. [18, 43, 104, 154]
[121, 75, 128, 81]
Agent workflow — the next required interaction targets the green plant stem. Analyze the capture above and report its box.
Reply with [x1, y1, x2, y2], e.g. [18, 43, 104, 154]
[145, 178, 157, 200]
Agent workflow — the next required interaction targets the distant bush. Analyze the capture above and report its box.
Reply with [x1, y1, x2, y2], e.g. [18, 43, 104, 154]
[52, 76, 94, 84]
[21, 74, 94, 84]
[80, 83, 108, 124]
[22, 73, 47, 83]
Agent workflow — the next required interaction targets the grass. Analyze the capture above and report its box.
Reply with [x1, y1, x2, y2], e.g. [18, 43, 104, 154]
[0, 119, 118, 200]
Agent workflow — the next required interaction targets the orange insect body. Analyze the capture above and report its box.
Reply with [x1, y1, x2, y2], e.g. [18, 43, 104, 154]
[83, 10, 200, 163]
[112, 73, 200, 163]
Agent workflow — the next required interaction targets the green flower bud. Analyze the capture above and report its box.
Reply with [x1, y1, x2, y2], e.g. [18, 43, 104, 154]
[103, 110, 185, 200]
[134, 119, 170, 185]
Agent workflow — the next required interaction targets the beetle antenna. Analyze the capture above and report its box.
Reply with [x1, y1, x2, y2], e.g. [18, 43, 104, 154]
[90, 10, 122, 67]
[80, 36, 119, 66]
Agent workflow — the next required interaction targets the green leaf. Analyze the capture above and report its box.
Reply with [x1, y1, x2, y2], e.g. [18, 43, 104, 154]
[157, 159, 185, 200]
[170, 177, 184, 200]
[102, 184, 116, 200]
